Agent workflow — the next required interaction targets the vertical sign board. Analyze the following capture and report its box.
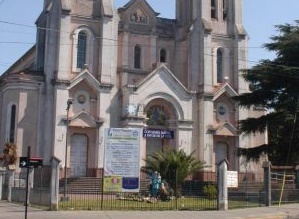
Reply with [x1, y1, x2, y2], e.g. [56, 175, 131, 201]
[103, 128, 141, 192]
[227, 171, 238, 188]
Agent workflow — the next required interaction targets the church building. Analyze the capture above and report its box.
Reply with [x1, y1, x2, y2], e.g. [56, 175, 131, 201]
[0, 0, 266, 180]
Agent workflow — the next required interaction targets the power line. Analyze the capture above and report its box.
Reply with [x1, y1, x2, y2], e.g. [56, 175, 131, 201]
[0, 29, 35, 35]
[1, 39, 299, 73]
[0, 19, 35, 28]
[1, 19, 299, 71]
[0, 19, 269, 49]
[0, 42, 34, 45]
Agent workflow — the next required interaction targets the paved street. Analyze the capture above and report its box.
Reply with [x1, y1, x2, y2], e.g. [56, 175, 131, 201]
[1, 201, 299, 219]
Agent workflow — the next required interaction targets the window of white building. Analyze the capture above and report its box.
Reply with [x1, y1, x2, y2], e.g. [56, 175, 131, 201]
[134, 45, 141, 69]
[160, 49, 167, 63]
[217, 49, 223, 83]
[6, 104, 17, 143]
[211, 0, 217, 19]
[72, 27, 95, 72]
[222, 0, 228, 21]
[77, 31, 87, 69]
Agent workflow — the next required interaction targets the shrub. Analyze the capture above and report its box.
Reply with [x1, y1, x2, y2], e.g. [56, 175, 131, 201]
[3, 142, 18, 166]
[203, 184, 217, 199]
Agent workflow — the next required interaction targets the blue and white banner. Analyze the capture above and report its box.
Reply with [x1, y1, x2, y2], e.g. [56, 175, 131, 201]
[143, 129, 174, 139]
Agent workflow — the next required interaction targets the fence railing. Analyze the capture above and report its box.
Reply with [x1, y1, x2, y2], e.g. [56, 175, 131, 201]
[1, 168, 299, 210]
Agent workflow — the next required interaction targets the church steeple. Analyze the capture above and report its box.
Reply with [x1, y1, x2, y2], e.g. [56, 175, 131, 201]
[174, 0, 247, 91]
[175, 0, 244, 32]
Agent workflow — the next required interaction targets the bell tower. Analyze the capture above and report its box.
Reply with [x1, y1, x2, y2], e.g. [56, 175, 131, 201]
[174, 0, 248, 92]
[174, 0, 249, 168]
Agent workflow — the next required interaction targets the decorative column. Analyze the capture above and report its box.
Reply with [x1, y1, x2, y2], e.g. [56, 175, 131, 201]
[7, 169, 14, 202]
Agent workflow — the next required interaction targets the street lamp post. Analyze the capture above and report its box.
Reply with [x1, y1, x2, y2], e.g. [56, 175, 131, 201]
[62, 99, 72, 201]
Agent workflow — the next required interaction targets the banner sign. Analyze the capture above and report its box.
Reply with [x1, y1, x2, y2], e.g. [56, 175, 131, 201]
[104, 128, 141, 192]
[143, 129, 174, 139]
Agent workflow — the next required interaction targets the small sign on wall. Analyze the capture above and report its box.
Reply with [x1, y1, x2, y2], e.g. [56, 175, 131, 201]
[142, 129, 174, 139]
[227, 171, 238, 188]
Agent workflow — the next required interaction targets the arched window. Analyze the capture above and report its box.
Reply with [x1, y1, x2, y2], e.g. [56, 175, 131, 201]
[134, 45, 141, 69]
[77, 31, 87, 69]
[217, 49, 223, 83]
[146, 105, 168, 126]
[9, 105, 16, 143]
[211, 0, 217, 19]
[223, 0, 228, 20]
[72, 27, 95, 72]
[160, 49, 167, 63]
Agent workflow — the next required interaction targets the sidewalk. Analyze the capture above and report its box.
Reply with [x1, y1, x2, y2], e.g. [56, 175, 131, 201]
[0, 201, 299, 219]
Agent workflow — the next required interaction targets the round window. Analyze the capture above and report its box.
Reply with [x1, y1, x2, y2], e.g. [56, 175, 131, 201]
[77, 94, 86, 104]
[218, 106, 226, 115]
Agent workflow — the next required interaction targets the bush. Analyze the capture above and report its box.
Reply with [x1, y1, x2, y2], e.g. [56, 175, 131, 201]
[203, 184, 217, 199]
[3, 142, 17, 166]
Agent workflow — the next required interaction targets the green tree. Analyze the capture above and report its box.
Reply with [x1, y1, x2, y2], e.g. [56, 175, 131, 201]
[142, 148, 206, 196]
[235, 21, 299, 165]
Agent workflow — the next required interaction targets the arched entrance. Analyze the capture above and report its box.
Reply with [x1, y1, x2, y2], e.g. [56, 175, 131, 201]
[144, 99, 177, 156]
[70, 134, 88, 177]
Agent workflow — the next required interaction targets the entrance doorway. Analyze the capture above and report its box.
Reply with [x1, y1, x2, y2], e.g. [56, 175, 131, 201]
[144, 99, 177, 156]
[70, 134, 87, 177]
[215, 142, 228, 164]
[146, 138, 163, 156]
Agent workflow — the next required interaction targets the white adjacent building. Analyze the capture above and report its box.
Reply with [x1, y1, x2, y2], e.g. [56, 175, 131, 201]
[0, 0, 266, 180]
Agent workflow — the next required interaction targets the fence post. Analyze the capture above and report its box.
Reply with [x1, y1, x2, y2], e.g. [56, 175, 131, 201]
[0, 168, 5, 200]
[51, 156, 61, 210]
[7, 169, 14, 202]
[217, 159, 228, 210]
[296, 164, 299, 189]
[262, 161, 271, 206]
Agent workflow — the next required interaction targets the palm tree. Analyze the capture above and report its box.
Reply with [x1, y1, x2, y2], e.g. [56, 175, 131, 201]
[142, 148, 206, 196]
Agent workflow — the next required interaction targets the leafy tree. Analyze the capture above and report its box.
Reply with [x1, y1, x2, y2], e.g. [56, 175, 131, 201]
[142, 148, 206, 196]
[235, 21, 299, 165]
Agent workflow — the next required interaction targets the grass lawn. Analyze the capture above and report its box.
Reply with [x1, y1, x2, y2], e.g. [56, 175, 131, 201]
[59, 196, 218, 211]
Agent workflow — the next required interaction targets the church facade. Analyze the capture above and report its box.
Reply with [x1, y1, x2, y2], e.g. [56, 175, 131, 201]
[0, 0, 266, 179]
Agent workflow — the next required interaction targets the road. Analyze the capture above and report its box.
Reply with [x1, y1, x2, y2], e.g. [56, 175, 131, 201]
[1, 201, 299, 219]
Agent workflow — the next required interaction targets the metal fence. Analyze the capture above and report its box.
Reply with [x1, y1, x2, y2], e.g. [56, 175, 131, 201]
[0, 168, 51, 206]
[1, 168, 298, 210]
[58, 179, 218, 211]
[228, 173, 265, 209]
[57, 172, 267, 211]
[271, 171, 299, 205]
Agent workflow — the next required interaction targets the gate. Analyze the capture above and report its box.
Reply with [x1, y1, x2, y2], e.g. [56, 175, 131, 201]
[271, 166, 299, 205]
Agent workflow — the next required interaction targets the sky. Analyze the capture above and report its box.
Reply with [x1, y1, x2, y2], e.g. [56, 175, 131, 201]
[0, 0, 299, 74]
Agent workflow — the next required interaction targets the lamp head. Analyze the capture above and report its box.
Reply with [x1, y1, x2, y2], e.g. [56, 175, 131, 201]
[66, 99, 73, 110]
